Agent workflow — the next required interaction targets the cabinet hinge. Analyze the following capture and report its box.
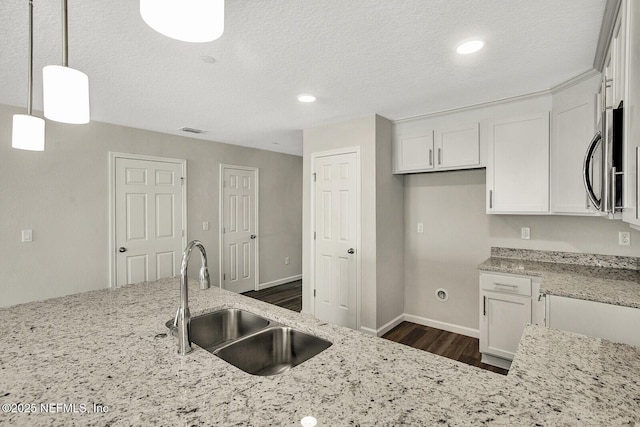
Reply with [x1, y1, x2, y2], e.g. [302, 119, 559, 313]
[313, 173, 316, 182]
[313, 231, 316, 240]
[223, 273, 226, 280]
[314, 289, 316, 297]
[223, 227, 226, 234]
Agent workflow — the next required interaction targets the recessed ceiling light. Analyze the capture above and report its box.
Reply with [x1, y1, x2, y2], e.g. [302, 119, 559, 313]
[456, 40, 484, 55]
[200, 56, 216, 64]
[297, 94, 316, 103]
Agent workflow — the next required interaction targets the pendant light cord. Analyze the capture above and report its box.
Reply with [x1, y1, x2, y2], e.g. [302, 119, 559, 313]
[62, 0, 68, 66]
[27, 0, 34, 115]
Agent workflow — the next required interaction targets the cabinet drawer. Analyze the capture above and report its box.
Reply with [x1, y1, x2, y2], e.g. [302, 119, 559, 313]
[480, 273, 531, 296]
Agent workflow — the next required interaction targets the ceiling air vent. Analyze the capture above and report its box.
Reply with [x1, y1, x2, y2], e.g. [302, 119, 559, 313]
[178, 127, 205, 134]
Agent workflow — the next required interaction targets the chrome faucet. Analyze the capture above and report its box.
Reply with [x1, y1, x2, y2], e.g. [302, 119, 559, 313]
[175, 240, 210, 355]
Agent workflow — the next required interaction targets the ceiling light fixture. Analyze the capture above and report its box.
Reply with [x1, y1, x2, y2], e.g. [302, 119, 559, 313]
[297, 94, 316, 103]
[42, 0, 90, 124]
[140, 0, 225, 43]
[456, 40, 484, 55]
[12, 0, 45, 151]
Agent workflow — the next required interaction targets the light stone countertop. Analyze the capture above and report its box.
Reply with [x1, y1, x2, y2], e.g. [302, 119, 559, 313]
[478, 249, 640, 309]
[1, 277, 639, 426]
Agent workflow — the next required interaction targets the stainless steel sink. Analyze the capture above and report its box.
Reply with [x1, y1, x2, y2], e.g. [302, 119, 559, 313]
[214, 326, 332, 376]
[166, 308, 271, 351]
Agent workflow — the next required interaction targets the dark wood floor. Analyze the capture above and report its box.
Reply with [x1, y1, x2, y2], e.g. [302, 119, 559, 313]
[382, 322, 508, 375]
[243, 281, 508, 375]
[242, 280, 302, 312]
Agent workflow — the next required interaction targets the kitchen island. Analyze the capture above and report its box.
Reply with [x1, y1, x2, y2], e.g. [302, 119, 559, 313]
[1, 277, 639, 426]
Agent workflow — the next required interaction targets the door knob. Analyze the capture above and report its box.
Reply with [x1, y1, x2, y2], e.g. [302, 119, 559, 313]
[347, 248, 355, 254]
[250, 235, 257, 239]
[118, 247, 127, 253]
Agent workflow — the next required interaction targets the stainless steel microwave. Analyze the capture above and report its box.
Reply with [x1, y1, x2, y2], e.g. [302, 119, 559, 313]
[583, 101, 623, 217]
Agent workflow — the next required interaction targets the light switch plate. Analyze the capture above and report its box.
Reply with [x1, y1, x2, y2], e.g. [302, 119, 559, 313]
[203, 221, 209, 231]
[21, 229, 33, 242]
[521, 227, 530, 240]
[417, 223, 424, 233]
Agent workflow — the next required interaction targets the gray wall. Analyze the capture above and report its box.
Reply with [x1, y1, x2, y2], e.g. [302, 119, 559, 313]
[302, 114, 404, 333]
[0, 103, 302, 307]
[404, 168, 640, 332]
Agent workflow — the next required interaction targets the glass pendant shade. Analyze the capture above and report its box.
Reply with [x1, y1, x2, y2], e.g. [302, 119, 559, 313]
[42, 65, 90, 124]
[140, 0, 224, 43]
[12, 114, 45, 151]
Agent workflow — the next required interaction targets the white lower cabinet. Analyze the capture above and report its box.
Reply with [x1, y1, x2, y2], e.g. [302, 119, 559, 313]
[546, 295, 640, 347]
[479, 272, 541, 369]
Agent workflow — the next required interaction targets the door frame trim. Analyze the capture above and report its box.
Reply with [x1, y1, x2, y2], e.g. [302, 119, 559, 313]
[219, 164, 260, 292]
[309, 147, 362, 331]
[108, 152, 188, 288]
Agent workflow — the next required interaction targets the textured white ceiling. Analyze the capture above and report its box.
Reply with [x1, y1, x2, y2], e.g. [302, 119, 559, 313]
[0, 0, 606, 156]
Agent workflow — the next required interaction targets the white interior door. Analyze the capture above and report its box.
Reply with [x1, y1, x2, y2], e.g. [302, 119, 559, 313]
[221, 166, 258, 293]
[114, 156, 185, 286]
[314, 152, 358, 329]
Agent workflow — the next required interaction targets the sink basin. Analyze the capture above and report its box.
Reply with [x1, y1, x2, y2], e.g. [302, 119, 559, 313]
[166, 308, 271, 351]
[215, 326, 332, 376]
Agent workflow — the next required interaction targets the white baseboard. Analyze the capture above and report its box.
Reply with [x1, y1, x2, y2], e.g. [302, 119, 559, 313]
[359, 314, 406, 337]
[257, 274, 302, 291]
[403, 314, 479, 339]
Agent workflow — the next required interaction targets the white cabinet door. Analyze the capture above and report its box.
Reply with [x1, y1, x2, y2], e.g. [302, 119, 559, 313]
[480, 291, 532, 360]
[434, 123, 480, 169]
[395, 133, 434, 173]
[547, 295, 640, 347]
[487, 112, 550, 213]
[551, 77, 598, 214]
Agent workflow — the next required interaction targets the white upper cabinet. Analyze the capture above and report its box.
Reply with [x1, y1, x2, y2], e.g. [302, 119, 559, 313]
[487, 112, 550, 214]
[550, 74, 600, 215]
[393, 121, 480, 174]
[395, 132, 435, 172]
[623, 0, 640, 229]
[434, 123, 480, 169]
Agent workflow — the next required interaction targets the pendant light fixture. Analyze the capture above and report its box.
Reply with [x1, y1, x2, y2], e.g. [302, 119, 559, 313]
[140, 0, 225, 43]
[42, 0, 90, 124]
[12, 0, 45, 151]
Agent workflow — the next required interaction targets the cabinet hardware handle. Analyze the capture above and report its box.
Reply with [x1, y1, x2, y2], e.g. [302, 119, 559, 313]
[494, 282, 517, 288]
[489, 190, 493, 209]
[483, 295, 487, 316]
[429, 149, 433, 166]
[437, 148, 442, 165]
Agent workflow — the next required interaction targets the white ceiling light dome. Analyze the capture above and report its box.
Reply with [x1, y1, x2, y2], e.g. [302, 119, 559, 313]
[140, 0, 225, 43]
[12, 114, 45, 151]
[456, 40, 484, 55]
[43, 65, 90, 124]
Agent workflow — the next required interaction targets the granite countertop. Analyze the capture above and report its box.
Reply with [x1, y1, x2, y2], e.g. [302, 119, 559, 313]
[478, 248, 640, 309]
[1, 278, 639, 425]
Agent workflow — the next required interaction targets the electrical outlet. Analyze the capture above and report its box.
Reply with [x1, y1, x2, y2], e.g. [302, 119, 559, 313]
[619, 231, 631, 246]
[285, 257, 290, 265]
[417, 223, 424, 233]
[521, 227, 530, 240]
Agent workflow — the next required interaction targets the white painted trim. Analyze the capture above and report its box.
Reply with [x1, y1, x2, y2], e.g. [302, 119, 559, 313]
[403, 314, 479, 339]
[219, 164, 260, 292]
[549, 69, 601, 94]
[393, 89, 550, 124]
[258, 274, 302, 291]
[108, 152, 187, 288]
[373, 314, 405, 337]
[309, 146, 362, 331]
